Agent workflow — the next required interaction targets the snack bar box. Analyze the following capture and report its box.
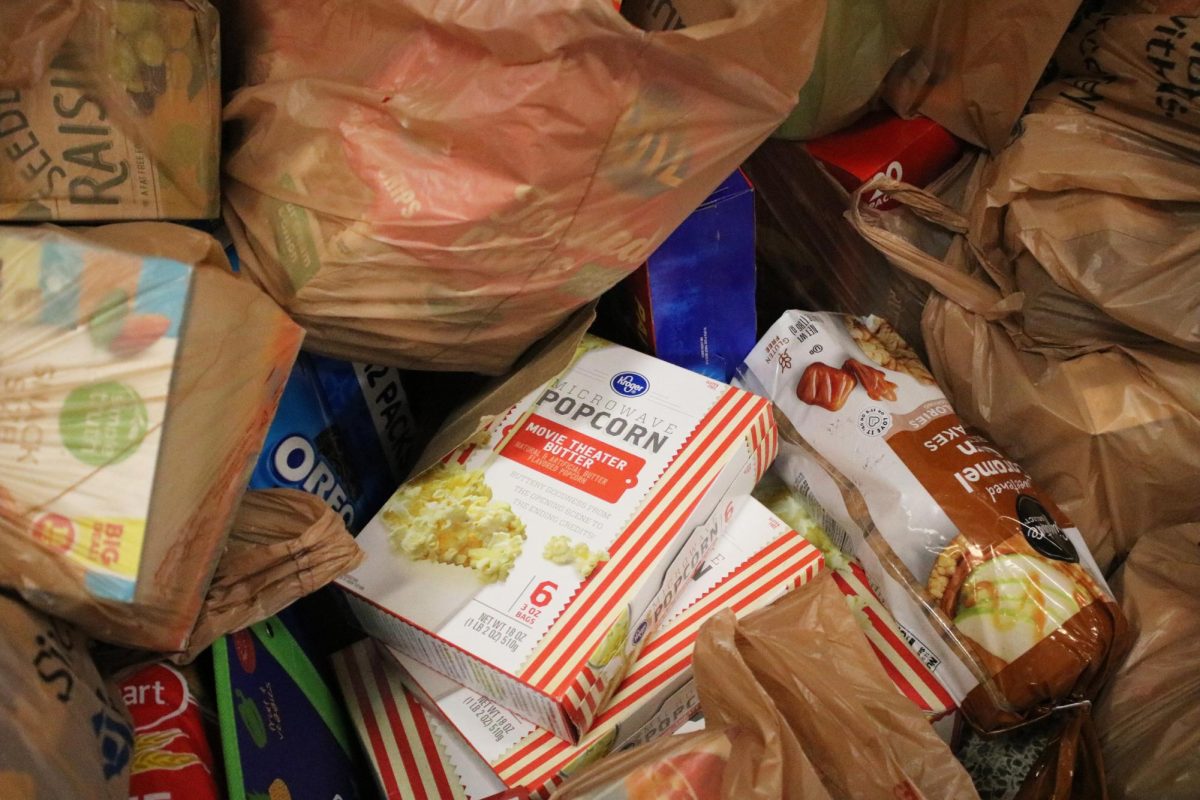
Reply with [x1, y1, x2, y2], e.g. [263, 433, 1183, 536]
[337, 336, 778, 742]
[335, 495, 825, 799]
[607, 170, 756, 382]
[803, 112, 963, 210]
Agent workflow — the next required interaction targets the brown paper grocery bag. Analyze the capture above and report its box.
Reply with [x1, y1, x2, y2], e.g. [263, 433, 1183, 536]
[1094, 524, 1200, 799]
[553, 574, 979, 799]
[222, 0, 825, 374]
[175, 488, 364, 663]
[0, 591, 134, 800]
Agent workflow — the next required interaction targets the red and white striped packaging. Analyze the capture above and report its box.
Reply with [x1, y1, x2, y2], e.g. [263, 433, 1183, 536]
[338, 337, 777, 743]
[337, 496, 823, 799]
[832, 561, 957, 720]
[332, 642, 471, 800]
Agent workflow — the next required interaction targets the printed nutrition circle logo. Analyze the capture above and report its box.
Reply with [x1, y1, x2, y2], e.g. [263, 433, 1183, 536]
[610, 371, 649, 398]
[60, 382, 148, 467]
[857, 407, 891, 438]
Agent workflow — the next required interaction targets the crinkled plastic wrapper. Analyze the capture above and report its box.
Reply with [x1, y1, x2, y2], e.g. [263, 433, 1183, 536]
[737, 311, 1128, 733]
[0, 591, 134, 800]
[0, 223, 302, 651]
[0, 0, 221, 221]
[221, 0, 825, 374]
[1095, 523, 1200, 799]
[552, 574, 979, 799]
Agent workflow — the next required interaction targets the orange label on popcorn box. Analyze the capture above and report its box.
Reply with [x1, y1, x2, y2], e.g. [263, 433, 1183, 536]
[338, 337, 778, 743]
[500, 415, 647, 504]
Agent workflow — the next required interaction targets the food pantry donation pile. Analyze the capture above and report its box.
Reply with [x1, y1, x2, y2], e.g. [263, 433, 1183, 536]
[1, 1, 1197, 799]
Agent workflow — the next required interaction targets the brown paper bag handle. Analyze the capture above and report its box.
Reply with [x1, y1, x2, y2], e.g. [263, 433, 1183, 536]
[847, 176, 1017, 319]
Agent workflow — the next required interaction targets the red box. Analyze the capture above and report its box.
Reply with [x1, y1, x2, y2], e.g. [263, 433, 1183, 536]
[805, 113, 963, 210]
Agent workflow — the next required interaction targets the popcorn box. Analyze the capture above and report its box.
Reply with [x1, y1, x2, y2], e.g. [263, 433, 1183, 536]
[832, 561, 957, 720]
[603, 170, 756, 382]
[337, 337, 778, 742]
[804, 112, 962, 211]
[250, 353, 419, 533]
[0, 1, 221, 221]
[0, 224, 302, 649]
[335, 496, 824, 799]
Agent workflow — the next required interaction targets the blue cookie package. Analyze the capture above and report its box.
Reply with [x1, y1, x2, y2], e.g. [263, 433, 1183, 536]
[250, 353, 418, 534]
[223, 236, 421, 532]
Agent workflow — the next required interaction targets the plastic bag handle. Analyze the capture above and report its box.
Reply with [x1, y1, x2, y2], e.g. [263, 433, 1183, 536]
[847, 176, 1017, 319]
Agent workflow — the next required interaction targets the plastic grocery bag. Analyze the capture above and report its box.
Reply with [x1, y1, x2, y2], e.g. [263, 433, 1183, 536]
[923, 298, 1200, 577]
[176, 488, 364, 663]
[850, 142, 1200, 571]
[222, 0, 825, 374]
[625, 0, 932, 140]
[627, 0, 1078, 149]
[0, 0, 221, 220]
[968, 12, 1200, 356]
[880, 0, 1083, 151]
[0, 223, 302, 651]
[1094, 523, 1200, 799]
[0, 591, 134, 800]
[552, 573, 979, 799]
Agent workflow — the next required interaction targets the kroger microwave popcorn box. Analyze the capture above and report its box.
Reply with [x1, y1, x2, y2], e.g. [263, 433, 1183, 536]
[735, 311, 1127, 731]
[250, 353, 419, 533]
[332, 642, 478, 800]
[403, 496, 825, 796]
[602, 170, 756, 382]
[338, 336, 778, 742]
[0, 0, 221, 221]
[384, 495, 825, 799]
[0, 224, 302, 650]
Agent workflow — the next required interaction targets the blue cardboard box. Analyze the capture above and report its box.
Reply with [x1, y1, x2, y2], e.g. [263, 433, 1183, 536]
[250, 353, 418, 534]
[611, 170, 756, 382]
[214, 610, 369, 800]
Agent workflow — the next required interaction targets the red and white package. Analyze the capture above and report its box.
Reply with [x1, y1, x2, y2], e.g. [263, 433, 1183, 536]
[805, 112, 963, 210]
[118, 663, 219, 800]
